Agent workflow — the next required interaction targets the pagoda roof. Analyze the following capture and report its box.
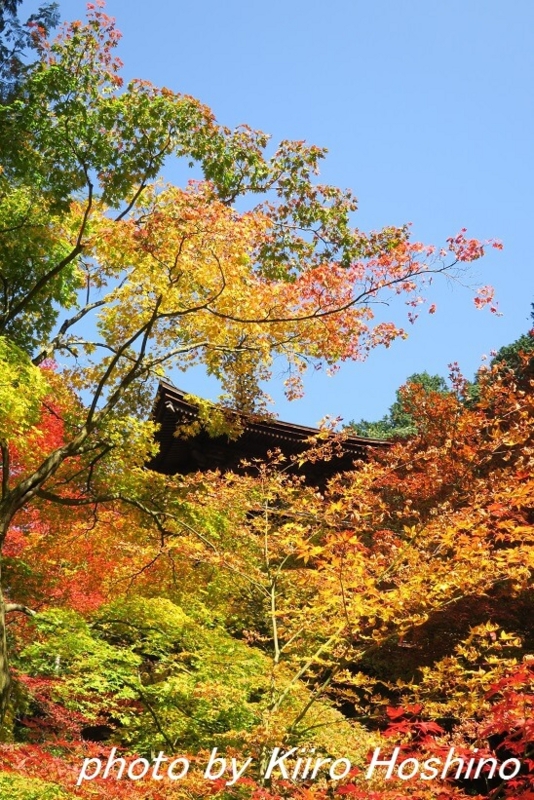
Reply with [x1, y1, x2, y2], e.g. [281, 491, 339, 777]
[148, 381, 388, 483]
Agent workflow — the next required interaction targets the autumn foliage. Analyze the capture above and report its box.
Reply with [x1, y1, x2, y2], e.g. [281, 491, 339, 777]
[0, 4, 530, 800]
[0, 350, 532, 799]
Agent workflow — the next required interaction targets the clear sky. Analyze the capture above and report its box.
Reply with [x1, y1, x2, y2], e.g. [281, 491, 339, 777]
[23, 0, 534, 426]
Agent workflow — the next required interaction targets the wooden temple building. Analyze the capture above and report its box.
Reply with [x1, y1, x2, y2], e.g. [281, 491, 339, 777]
[149, 381, 387, 484]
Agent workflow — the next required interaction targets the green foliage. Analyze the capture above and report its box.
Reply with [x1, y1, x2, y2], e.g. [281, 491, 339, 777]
[468, 302, 534, 404]
[0, 336, 49, 438]
[347, 371, 449, 439]
[0, 772, 70, 800]
[0, 179, 83, 350]
[17, 600, 269, 751]
[493, 331, 534, 372]
[14, 591, 372, 765]
[491, 302, 534, 379]
[0, 0, 59, 101]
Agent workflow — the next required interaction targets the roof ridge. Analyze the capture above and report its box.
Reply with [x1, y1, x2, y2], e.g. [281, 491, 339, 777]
[155, 381, 389, 447]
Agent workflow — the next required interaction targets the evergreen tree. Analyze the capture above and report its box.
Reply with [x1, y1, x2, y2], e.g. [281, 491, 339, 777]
[491, 302, 534, 383]
[347, 372, 449, 439]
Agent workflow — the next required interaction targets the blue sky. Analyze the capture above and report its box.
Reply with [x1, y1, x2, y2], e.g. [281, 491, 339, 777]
[25, 0, 534, 426]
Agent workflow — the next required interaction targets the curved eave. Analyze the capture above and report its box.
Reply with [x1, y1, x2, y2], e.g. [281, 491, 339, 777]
[149, 381, 389, 480]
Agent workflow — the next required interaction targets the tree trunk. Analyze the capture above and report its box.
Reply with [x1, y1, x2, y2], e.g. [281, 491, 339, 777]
[0, 510, 13, 729]
[0, 560, 11, 730]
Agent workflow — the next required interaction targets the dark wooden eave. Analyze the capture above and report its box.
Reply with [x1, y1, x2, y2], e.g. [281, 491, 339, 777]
[148, 381, 388, 483]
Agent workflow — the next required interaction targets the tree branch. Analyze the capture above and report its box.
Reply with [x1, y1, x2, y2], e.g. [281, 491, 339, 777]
[33, 298, 107, 366]
[5, 603, 36, 617]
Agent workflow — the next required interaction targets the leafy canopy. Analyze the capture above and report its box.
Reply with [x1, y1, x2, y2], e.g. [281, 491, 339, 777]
[0, 6, 510, 797]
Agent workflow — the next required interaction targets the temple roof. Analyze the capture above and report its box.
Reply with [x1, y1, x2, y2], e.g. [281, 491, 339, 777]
[148, 381, 388, 483]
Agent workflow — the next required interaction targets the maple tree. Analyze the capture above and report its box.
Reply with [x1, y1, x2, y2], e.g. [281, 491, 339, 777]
[1, 352, 532, 800]
[0, 0, 500, 730]
[0, 4, 521, 799]
[0, 0, 59, 100]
